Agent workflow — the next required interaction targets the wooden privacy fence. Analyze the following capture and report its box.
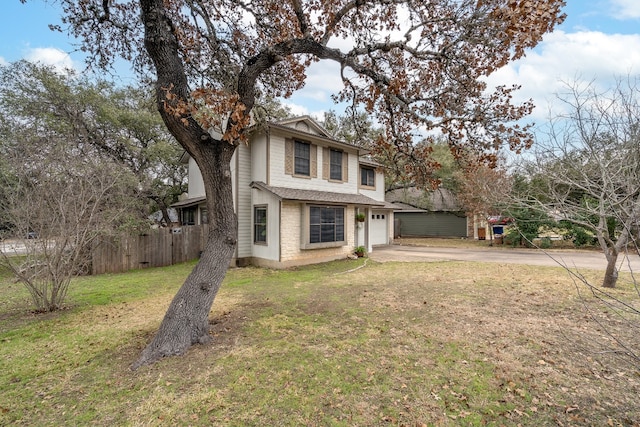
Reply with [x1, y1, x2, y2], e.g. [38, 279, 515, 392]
[91, 225, 207, 275]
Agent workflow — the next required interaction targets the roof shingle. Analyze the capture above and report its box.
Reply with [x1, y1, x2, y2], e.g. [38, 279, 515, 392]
[251, 181, 388, 207]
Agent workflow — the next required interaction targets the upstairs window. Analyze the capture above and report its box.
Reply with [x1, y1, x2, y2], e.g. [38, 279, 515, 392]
[286, 138, 317, 177]
[294, 141, 310, 176]
[330, 149, 343, 180]
[360, 167, 375, 187]
[322, 147, 348, 182]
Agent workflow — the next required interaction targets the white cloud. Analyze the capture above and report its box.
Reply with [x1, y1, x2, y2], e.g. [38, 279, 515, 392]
[24, 47, 77, 72]
[0, 56, 7, 66]
[282, 101, 309, 117]
[300, 60, 345, 101]
[485, 30, 640, 121]
[282, 59, 346, 119]
[287, 21, 640, 128]
[610, 0, 640, 19]
[281, 100, 328, 122]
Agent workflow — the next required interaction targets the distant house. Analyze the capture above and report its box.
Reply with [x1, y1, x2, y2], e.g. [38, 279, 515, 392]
[174, 116, 394, 268]
[387, 186, 469, 238]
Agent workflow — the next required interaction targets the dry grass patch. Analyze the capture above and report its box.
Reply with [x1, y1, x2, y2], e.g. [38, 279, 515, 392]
[342, 262, 640, 425]
[1, 259, 639, 426]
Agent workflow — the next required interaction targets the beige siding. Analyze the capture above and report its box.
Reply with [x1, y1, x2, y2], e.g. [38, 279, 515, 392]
[187, 157, 205, 198]
[269, 132, 359, 193]
[357, 168, 386, 202]
[271, 134, 287, 181]
[251, 133, 269, 183]
[374, 171, 385, 200]
[250, 189, 280, 262]
[235, 144, 252, 258]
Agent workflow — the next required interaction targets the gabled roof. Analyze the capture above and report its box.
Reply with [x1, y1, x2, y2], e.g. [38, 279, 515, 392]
[272, 116, 331, 138]
[251, 181, 388, 207]
[179, 116, 370, 163]
[266, 117, 368, 154]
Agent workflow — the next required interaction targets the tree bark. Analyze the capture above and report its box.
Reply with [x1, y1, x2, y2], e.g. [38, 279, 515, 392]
[133, 0, 238, 369]
[602, 248, 619, 288]
[132, 143, 236, 369]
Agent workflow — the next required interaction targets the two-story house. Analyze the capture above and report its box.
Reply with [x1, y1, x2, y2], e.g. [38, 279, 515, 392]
[173, 116, 394, 268]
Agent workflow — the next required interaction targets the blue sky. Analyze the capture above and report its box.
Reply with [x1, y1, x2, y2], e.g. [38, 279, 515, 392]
[3, 1, 640, 121]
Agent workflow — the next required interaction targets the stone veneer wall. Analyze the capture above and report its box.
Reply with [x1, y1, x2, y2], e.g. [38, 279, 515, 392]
[277, 200, 354, 267]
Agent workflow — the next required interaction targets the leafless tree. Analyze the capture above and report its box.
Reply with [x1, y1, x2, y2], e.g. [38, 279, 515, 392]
[499, 79, 640, 366]
[457, 163, 513, 241]
[0, 131, 142, 312]
[522, 78, 640, 288]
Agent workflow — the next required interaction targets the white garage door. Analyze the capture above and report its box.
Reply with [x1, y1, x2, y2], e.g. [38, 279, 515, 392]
[370, 210, 389, 246]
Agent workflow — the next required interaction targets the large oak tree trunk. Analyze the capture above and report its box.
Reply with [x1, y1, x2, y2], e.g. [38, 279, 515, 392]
[132, 142, 237, 369]
[133, 0, 239, 369]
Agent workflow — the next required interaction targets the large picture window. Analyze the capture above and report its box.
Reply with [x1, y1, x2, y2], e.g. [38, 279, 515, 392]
[294, 141, 310, 176]
[254, 206, 267, 244]
[309, 206, 344, 244]
[360, 167, 375, 187]
[330, 149, 343, 180]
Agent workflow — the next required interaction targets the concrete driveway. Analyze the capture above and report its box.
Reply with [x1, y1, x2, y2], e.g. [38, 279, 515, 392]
[0, 239, 29, 255]
[369, 244, 640, 272]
